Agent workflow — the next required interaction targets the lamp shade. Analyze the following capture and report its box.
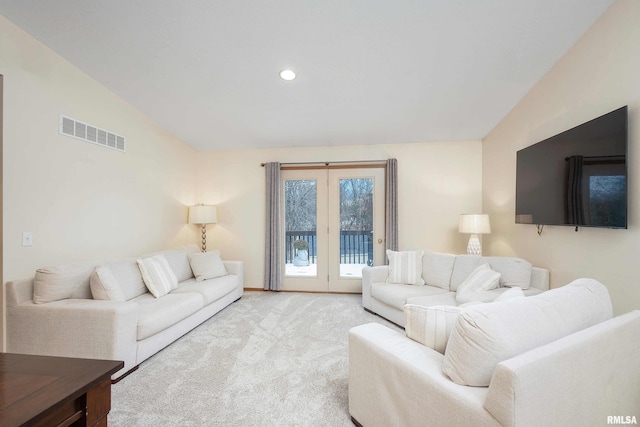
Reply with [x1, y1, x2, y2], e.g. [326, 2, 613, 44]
[459, 214, 491, 234]
[188, 205, 218, 225]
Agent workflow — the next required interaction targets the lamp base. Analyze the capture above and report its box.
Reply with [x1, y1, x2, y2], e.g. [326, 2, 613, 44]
[201, 224, 208, 252]
[466, 234, 482, 256]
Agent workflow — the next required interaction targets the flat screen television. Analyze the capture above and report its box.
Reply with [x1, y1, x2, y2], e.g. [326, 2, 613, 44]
[515, 106, 628, 229]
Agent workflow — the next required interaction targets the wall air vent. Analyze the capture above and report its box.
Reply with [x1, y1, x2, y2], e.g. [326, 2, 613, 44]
[59, 115, 126, 152]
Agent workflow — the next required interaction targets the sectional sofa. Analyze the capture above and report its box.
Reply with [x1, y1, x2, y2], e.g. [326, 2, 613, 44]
[362, 250, 549, 326]
[350, 278, 640, 426]
[6, 244, 243, 380]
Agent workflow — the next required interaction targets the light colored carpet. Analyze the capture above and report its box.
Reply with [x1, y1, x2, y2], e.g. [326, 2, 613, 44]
[110, 291, 400, 426]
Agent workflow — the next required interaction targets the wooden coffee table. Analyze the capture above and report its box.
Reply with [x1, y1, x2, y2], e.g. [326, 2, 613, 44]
[0, 353, 123, 426]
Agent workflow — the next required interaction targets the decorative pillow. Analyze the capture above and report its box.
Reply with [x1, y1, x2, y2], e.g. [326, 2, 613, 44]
[188, 250, 228, 282]
[404, 304, 464, 354]
[33, 262, 96, 304]
[455, 263, 500, 299]
[386, 250, 425, 286]
[90, 265, 126, 301]
[137, 255, 179, 298]
[443, 278, 613, 386]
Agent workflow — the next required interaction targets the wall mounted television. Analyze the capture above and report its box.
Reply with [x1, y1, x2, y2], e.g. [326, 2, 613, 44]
[515, 106, 628, 229]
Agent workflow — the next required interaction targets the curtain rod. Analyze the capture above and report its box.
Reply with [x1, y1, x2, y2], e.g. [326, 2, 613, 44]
[260, 159, 387, 167]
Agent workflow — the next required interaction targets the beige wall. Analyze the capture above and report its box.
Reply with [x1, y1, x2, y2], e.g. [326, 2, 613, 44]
[1, 16, 199, 347]
[197, 141, 482, 288]
[483, 0, 640, 315]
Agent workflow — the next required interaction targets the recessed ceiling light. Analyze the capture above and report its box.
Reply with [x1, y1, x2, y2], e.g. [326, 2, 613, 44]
[280, 69, 296, 81]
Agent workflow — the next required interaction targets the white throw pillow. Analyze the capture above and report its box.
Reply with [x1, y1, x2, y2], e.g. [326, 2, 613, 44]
[90, 265, 126, 301]
[386, 250, 425, 286]
[137, 255, 179, 298]
[188, 250, 228, 282]
[443, 278, 613, 386]
[455, 263, 501, 303]
[32, 262, 96, 304]
[404, 304, 464, 354]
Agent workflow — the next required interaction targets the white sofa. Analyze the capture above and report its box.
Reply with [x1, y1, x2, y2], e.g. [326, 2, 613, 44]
[362, 251, 549, 326]
[349, 279, 640, 427]
[6, 245, 243, 380]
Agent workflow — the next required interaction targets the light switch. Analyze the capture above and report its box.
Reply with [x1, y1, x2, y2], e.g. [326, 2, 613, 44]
[22, 231, 33, 246]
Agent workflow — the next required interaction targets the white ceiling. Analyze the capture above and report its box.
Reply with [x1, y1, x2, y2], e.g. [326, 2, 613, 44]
[0, 1, 615, 151]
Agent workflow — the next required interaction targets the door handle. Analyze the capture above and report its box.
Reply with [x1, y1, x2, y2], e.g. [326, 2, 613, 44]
[377, 238, 383, 244]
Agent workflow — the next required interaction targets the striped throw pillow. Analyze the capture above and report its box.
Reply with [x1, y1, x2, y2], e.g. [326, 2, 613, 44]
[404, 304, 464, 354]
[456, 263, 500, 292]
[386, 250, 425, 286]
[137, 255, 179, 298]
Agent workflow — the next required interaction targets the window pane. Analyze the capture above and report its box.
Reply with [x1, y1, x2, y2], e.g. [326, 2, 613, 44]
[339, 178, 373, 278]
[284, 179, 317, 277]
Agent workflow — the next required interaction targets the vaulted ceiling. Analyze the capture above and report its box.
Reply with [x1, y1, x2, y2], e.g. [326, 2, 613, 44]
[0, 1, 615, 151]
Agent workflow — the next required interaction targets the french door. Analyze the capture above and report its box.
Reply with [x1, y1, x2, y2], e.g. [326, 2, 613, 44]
[281, 167, 385, 293]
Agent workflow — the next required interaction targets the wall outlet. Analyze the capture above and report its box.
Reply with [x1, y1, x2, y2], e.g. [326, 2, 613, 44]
[22, 231, 33, 246]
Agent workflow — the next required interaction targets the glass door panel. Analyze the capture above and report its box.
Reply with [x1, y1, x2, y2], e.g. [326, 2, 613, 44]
[281, 169, 328, 292]
[284, 179, 317, 277]
[328, 168, 385, 292]
[338, 178, 374, 277]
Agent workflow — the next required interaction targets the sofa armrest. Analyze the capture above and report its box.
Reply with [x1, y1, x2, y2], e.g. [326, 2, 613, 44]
[529, 267, 549, 291]
[6, 278, 34, 307]
[361, 266, 389, 310]
[349, 323, 499, 427]
[485, 310, 640, 427]
[223, 260, 244, 288]
[7, 299, 138, 378]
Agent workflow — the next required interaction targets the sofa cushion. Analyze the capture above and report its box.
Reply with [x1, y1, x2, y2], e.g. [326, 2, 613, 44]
[442, 278, 613, 386]
[372, 283, 449, 310]
[133, 292, 204, 340]
[406, 292, 457, 307]
[449, 255, 481, 291]
[137, 255, 179, 298]
[155, 245, 198, 282]
[484, 256, 532, 289]
[404, 304, 464, 354]
[422, 251, 456, 290]
[171, 275, 238, 305]
[450, 255, 533, 291]
[104, 257, 147, 301]
[455, 287, 523, 305]
[386, 250, 425, 286]
[33, 261, 96, 304]
[188, 250, 228, 282]
[90, 265, 126, 301]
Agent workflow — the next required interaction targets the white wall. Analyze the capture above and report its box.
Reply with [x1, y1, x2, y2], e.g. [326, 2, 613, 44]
[1, 16, 199, 347]
[197, 141, 482, 288]
[483, 0, 640, 315]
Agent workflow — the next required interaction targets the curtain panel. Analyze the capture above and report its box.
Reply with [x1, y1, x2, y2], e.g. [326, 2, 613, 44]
[264, 162, 282, 290]
[385, 158, 399, 256]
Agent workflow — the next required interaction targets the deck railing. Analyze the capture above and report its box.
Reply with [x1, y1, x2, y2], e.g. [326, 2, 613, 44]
[285, 230, 373, 265]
